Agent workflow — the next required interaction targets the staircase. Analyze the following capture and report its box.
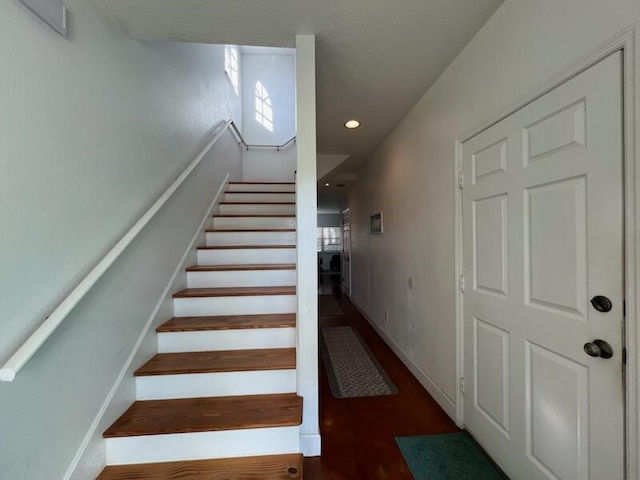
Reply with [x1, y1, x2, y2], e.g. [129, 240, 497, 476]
[98, 181, 303, 479]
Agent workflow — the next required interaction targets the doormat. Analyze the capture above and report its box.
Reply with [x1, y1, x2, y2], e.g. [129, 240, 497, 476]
[320, 326, 397, 398]
[319, 294, 344, 316]
[396, 432, 506, 480]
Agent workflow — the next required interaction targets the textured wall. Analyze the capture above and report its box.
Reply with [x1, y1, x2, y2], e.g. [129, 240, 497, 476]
[0, 0, 240, 478]
[348, 0, 640, 417]
[241, 52, 296, 146]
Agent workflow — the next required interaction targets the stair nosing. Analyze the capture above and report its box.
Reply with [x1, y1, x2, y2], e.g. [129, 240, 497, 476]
[206, 228, 296, 233]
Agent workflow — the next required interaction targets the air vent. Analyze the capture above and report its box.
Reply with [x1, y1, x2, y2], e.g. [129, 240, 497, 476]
[18, 0, 67, 37]
[336, 184, 346, 188]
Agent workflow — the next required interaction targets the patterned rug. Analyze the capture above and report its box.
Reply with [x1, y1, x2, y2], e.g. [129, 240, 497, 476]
[396, 432, 506, 480]
[320, 326, 397, 398]
[318, 295, 344, 316]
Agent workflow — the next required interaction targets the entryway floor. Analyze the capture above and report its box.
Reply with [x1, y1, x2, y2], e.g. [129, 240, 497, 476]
[305, 278, 459, 479]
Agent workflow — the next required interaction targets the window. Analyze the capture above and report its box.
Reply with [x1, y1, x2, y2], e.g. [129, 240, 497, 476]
[317, 227, 342, 252]
[224, 45, 240, 95]
[255, 81, 274, 132]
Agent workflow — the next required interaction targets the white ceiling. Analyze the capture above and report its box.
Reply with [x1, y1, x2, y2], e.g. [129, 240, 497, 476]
[98, 0, 503, 168]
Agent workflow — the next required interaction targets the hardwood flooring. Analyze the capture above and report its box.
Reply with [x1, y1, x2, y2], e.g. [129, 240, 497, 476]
[305, 279, 459, 479]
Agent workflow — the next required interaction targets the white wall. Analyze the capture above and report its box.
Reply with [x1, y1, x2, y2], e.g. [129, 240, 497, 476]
[241, 52, 296, 145]
[0, 1, 241, 478]
[242, 147, 296, 181]
[348, 0, 640, 420]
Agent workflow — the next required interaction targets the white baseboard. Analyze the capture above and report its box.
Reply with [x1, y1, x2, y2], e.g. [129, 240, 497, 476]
[64, 176, 230, 480]
[351, 299, 457, 420]
[300, 433, 321, 457]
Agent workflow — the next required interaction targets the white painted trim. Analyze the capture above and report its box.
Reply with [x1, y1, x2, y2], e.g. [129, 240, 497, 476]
[351, 299, 457, 420]
[295, 34, 321, 455]
[624, 25, 639, 480]
[453, 139, 464, 429]
[453, 26, 639, 480]
[0, 120, 233, 382]
[63, 176, 230, 480]
[300, 433, 321, 457]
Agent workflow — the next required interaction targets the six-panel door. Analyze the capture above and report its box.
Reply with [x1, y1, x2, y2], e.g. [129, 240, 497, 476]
[462, 52, 624, 480]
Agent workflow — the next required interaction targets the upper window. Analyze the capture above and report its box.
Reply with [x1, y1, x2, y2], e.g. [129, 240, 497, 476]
[317, 227, 342, 252]
[224, 45, 240, 96]
[255, 81, 274, 132]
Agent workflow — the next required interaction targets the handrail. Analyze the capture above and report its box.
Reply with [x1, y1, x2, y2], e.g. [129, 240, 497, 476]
[0, 120, 234, 382]
[228, 120, 296, 151]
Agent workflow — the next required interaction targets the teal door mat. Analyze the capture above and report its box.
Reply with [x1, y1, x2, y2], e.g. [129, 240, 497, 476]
[396, 432, 506, 480]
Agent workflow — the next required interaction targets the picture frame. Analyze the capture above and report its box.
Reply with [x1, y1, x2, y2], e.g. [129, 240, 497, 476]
[370, 212, 383, 234]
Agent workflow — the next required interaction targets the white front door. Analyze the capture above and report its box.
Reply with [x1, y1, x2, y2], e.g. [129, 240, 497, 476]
[342, 208, 351, 296]
[462, 52, 624, 480]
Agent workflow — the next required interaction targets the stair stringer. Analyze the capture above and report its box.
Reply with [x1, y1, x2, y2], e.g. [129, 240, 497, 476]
[65, 176, 230, 480]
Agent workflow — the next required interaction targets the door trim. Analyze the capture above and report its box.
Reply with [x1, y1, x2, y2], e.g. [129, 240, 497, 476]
[453, 25, 639, 479]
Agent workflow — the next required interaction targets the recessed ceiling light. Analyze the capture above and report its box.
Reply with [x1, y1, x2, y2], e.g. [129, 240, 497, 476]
[325, 182, 330, 187]
[344, 120, 361, 129]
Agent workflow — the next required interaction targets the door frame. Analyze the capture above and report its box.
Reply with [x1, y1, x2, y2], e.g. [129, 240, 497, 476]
[453, 26, 640, 478]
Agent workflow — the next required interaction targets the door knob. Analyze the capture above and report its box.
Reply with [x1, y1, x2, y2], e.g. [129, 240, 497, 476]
[591, 295, 613, 312]
[583, 339, 614, 359]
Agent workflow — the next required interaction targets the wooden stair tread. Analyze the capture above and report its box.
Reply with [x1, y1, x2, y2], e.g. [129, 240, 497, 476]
[225, 191, 295, 194]
[229, 181, 295, 184]
[213, 214, 295, 218]
[97, 454, 303, 480]
[103, 393, 303, 438]
[198, 245, 295, 250]
[157, 314, 296, 332]
[135, 348, 296, 376]
[206, 228, 296, 233]
[173, 286, 296, 298]
[220, 201, 295, 205]
[187, 264, 296, 272]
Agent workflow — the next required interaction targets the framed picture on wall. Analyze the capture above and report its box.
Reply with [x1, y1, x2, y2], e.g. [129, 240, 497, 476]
[370, 212, 383, 234]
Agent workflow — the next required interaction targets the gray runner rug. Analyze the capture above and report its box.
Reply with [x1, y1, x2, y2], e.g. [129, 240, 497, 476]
[320, 326, 398, 398]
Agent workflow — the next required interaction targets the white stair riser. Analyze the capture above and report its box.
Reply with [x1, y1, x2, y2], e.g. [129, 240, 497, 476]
[173, 294, 296, 318]
[197, 248, 296, 265]
[220, 204, 296, 215]
[106, 426, 300, 465]
[158, 328, 296, 353]
[206, 231, 296, 246]
[227, 184, 295, 192]
[213, 217, 296, 230]
[135, 369, 296, 400]
[187, 270, 296, 288]
[224, 193, 295, 203]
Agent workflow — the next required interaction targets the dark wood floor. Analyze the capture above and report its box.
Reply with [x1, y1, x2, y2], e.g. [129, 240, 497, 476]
[305, 278, 459, 479]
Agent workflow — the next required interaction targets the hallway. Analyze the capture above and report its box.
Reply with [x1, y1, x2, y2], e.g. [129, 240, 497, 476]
[305, 280, 459, 479]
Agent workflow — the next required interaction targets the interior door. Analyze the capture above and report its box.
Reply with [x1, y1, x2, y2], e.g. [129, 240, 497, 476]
[462, 52, 624, 480]
[342, 208, 351, 296]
